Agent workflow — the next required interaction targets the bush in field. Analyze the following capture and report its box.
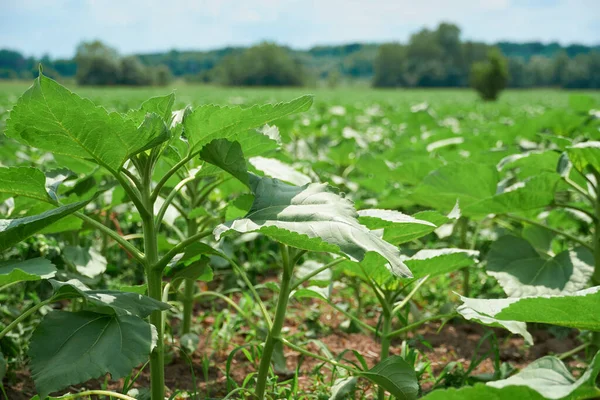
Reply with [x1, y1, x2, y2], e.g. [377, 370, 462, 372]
[470, 49, 508, 101]
[218, 42, 305, 86]
[75, 41, 121, 85]
[373, 43, 406, 88]
[153, 65, 173, 86]
[119, 56, 153, 86]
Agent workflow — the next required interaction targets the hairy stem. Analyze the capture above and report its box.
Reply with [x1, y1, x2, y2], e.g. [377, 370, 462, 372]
[378, 306, 393, 400]
[0, 299, 52, 340]
[181, 217, 199, 335]
[254, 245, 294, 399]
[504, 214, 593, 251]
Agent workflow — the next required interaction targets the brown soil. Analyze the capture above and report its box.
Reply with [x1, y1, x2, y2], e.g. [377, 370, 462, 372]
[2, 296, 588, 400]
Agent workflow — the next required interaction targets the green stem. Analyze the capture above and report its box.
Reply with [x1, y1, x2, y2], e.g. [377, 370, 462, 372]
[290, 258, 344, 291]
[557, 342, 590, 360]
[456, 217, 470, 297]
[563, 176, 595, 204]
[155, 174, 197, 231]
[140, 164, 165, 400]
[0, 299, 52, 340]
[194, 291, 262, 331]
[391, 275, 429, 316]
[378, 309, 393, 400]
[505, 214, 593, 251]
[152, 230, 212, 272]
[322, 298, 376, 334]
[254, 245, 294, 399]
[74, 211, 145, 263]
[52, 390, 137, 400]
[181, 218, 199, 335]
[151, 154, 194, 203]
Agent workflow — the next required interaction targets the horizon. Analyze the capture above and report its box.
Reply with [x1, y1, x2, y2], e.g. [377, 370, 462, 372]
[1, 0, 599, 59]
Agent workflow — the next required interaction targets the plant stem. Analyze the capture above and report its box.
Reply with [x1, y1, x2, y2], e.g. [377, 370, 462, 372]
[181, 217, 198, 335]
[456, 217, 470, 296]
[74, 211, 145, 263]
[52, 390, 136, 400]
[152, 230, 212, 272]
[194, 291, 262, 331]
[155, 174, 197, 231]
[140, 165, 165, 400]
[378, 307, 393, 400]
[281, 338, 361, 374]
[254, 245, 294, 399]
[557, 342, 591, 360]
[505, 214, 593, 251]
[0, 299, 51, 340]
[593, 171, 600, 284]
[290, 258, 345, 291]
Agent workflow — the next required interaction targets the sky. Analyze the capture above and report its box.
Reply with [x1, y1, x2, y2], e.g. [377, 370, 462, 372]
[1, 0, 598, 59]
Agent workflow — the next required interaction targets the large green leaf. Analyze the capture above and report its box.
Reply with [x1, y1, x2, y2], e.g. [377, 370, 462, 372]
[457, 295, 534, 345]
[199, 139, 249, 186]
[464, 173, 559, 216]
[0, 167, 52, 203]
[48, 279, 170, 318]
[487, 352, 600, 399]
[458, 287, 600, 342]
[420, 384, 545, 400]
[184, 95, 313, 154]
[249, 156, 312, 186]
[486, 236, 593, 297]
[29, 311, 157, 398]
[411, 162, 498, 213]
[357, 209, 438, 245]
[63, 245, 107, 279]
[0, 258, 56, 287]
[0, 200, 89, 251]
[405, 249, 479, 279]
[215, 175, 412, 278]
[5, 74, 167, 172]
[359, 356, 418, 400]
[567, 141, 600, 173]
[495, 287, 600, 331]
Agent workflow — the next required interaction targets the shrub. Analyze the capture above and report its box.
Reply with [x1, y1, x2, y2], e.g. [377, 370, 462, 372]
[470, 49, 509, 101]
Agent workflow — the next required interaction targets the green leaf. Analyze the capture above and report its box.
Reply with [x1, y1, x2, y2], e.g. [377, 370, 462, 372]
[5, 74, 166, 172]
[457, 295, 534, 345]
[488, 352, 600, 399]
[132, 93, 175, 123]
[184, 95, 313, 154]
[357, 209, 438, 245]
[567, 141, 600, 173]
[48, 279, 170, 318]
[495, 287, 600, 331]
[330, 377, 358, 400]
[486, 236, 593, 297]
[420, 383, 545, 400]
[215, 175, 412, 278]
[167, 256, 213, 289]
[225, 194, 254, 220]
[132, 113, 170, 156]
[464, 173, 559, 216]
[249, 156, 312, 186]
[405, 249, 479, 279]
[63, 246, 107, 279]
[0, 200, 89, 251]
[411, 162, 498, 213]
[0, 258, 56, 287]
[199, 139, 249, 186]
[29, 311, 157, 398]
[0, 166, 52, 203]
[359, 356, 418, 400]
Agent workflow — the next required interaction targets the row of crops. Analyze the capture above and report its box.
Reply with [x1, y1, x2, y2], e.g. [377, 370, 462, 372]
[0, 74, 599, 399]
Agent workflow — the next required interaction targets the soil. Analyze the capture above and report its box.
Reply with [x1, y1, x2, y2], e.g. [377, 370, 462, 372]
[2, 293, 588, 400]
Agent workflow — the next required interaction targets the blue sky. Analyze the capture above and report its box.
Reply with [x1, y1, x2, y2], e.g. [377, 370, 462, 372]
[1, 0, 598, 58]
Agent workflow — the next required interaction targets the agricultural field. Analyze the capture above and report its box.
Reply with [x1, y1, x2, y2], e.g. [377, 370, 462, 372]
[1, 76, 600, 400]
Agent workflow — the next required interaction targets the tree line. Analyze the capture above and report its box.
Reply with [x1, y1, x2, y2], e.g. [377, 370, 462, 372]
[0, 22, 597, 88]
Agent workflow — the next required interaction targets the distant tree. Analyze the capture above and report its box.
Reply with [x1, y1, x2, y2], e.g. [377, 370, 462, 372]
[119, 56, 152, 85]
[75, 41, 121, 85]
[552, 51, 569, 86]
[372, 43, 406, 87]
[218, 42, 305, 86]
[470, 49, 508, 101]
[153, 65, 173, 86]
[507, 57, 528, 87]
